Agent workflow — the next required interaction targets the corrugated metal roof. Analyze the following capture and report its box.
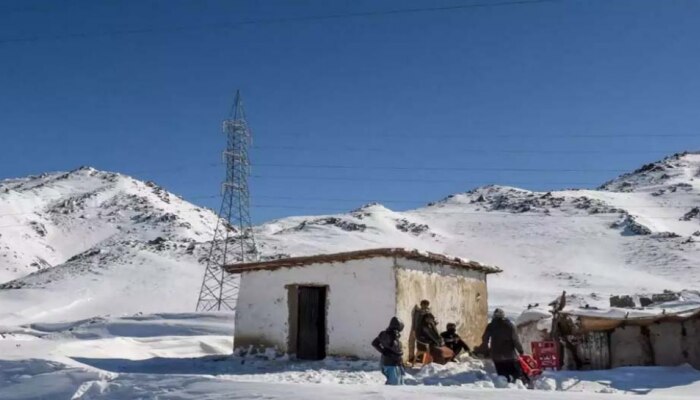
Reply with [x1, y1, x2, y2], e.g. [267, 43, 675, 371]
[223, 247, 502, 274]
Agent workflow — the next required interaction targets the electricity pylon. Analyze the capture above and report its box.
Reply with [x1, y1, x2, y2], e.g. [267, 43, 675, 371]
[196, 90, 258, 312]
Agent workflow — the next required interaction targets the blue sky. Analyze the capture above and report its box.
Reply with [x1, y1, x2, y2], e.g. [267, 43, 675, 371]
[1, 0, 699, 223]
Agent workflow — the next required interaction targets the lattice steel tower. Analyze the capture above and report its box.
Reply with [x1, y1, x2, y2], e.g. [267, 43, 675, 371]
[196, 90, 259, 312]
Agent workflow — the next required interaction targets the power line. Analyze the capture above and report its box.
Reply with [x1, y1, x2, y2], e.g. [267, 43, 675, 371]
[117, 155, 695, 176]
[0, 206, 694, 228]
[273, 132, 700, 139]
[252, 162, 626, 173]
[246, 195, 700, 209]
[0, 0, 562, 45]
[248, 204, 695, 219]
[247, 174, 603, 185]
[5, 151, 695, 183]
[0, 0, 127, 16]
[121, 162, 625, 175]
[252, 144, 692, 155]
[124, 162, 221, 175]
[221, 205, 700, 221]
[117, 162, 629, 177]
[1, 191, 696, 221]
[0, 201, 692, 219]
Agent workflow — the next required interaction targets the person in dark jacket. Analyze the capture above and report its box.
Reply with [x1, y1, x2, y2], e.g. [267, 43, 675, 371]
[372, 316, 405, 385]
[409, 300, 431, 362]
[416, 311, 443, 349]
[440, 322, 470, 360]
[481, 308, 526, 383]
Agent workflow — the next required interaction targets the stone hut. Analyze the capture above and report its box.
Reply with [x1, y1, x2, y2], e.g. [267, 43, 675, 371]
[225, 248, 501, 360]
[517, 292, 700, 370]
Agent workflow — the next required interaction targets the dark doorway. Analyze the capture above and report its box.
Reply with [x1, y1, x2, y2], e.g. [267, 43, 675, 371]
[296, 286, 327, 360]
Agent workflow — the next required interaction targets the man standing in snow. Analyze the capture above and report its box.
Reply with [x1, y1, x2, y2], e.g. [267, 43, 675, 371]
[372, 316, 406, 385]
[440, 322, 470, 360]
[409, 299, 431, 363]
[481, 308, 526, 384]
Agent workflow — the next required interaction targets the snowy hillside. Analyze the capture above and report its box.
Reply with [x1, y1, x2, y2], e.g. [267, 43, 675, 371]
[0, 167, 223, 324]
[1, 153, 699, 324]
[0, 167, 219, 282]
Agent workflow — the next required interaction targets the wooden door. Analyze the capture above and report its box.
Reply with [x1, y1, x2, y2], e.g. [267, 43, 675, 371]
[297, 286, 326, 360]
[577, 331, 611, 370]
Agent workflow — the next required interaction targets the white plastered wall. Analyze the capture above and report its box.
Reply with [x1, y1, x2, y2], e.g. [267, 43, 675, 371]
[518, 321, 549, 357]
[394, 258, 489, 355]
[234, 257, 396, 359]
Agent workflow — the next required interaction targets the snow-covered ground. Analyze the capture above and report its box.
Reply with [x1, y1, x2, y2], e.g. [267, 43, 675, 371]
[1, 152, 699, 398]
[2, 313, 699, 399]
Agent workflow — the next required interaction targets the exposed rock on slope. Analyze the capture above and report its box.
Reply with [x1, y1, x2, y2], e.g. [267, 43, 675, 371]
[0, 153, 699, 323]
[599, 151, 700, 192]
[0, 167, 219, 283]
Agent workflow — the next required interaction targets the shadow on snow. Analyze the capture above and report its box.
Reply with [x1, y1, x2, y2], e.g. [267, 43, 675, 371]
[542, 365, 700, 394]
[71, 355, 379, 376]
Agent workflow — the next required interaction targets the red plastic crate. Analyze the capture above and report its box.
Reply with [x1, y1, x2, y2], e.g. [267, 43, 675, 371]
[531, 341, 560, 370]
[518, 354, 542, 378]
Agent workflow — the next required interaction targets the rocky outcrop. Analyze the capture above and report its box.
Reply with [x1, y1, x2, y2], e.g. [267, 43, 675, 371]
[681, 207, 700, 221]
[610, 214, 652, 236]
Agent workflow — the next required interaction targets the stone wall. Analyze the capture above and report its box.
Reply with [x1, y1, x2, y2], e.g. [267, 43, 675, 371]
[685, 318, 700, 369]
[610, 326, 653, 368]
[649, 322, 684, 366]
[609, 318, 700, 370]
[394, 258, 489, 355]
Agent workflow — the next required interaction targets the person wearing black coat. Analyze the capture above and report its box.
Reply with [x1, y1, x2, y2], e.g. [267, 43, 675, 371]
[440, 323, 470, 360]
[416, 312, 442, 348]
[372, 317, 405, 385]
[409, 300, 428, 361]
[481, 308, 526, 383]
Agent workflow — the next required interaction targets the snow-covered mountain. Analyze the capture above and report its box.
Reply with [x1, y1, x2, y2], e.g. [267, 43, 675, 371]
[1, 153, 699, 324]
[0, 167, 219, 282]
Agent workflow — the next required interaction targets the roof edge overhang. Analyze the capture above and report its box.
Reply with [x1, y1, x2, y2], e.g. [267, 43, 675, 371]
[223, 247, 502, 275]
[559, 307, 700, 331]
